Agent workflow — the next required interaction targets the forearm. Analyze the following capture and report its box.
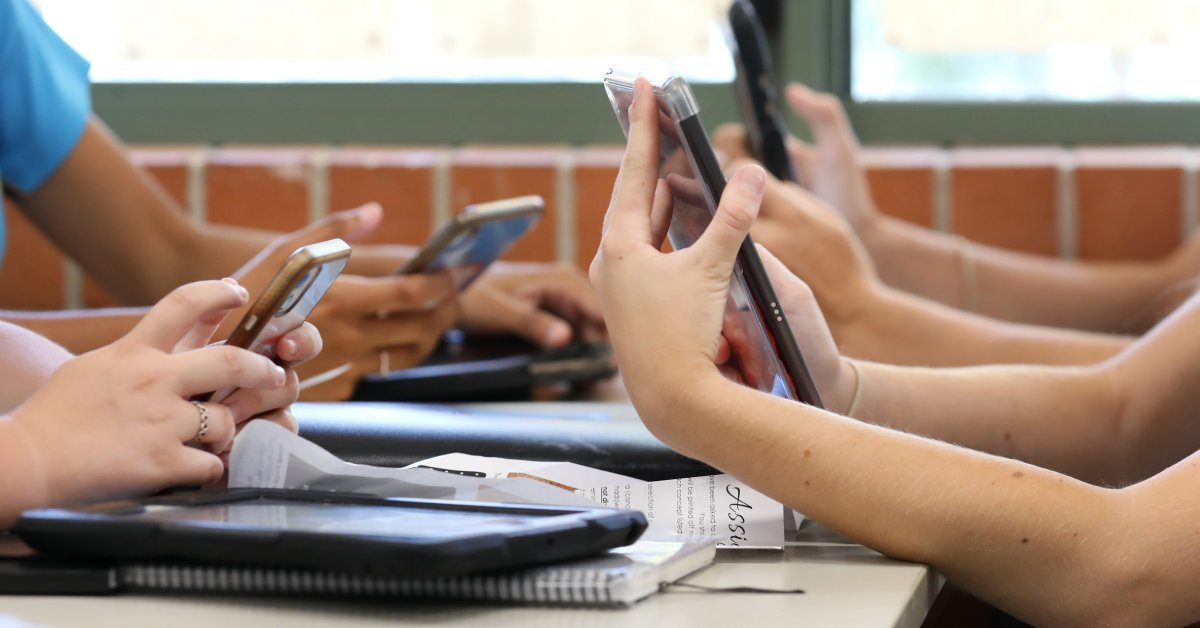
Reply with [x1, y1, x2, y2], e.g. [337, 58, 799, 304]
[654, 376, 1130, 626]
[0, 309, 143, 356]
[837, 285, 1131, 367]
[848, 359, 1132, 484]
[861, 214, 1177, 332]
[0, 322, 72, 412]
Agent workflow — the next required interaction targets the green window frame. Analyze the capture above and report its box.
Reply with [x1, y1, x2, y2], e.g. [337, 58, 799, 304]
[784, 0, 1200, 145]
[93, 0, 1200, 145]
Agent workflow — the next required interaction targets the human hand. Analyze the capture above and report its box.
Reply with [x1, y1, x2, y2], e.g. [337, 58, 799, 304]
[10, 280, 289, 509]
[229, 204, 459, 401]
[736, 161, 881, 325]
[217, 321, 321, 438]
[756, 245, 857, 414]
[712, 83, 880, 232]
[459, 261, 607, 348]
[589, 78, 766, 417]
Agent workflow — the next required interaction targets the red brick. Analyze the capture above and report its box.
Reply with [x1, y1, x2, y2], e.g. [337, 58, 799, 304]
[573, 146, 623, 268]
[1074, 147, 1184, 261]
[0, 199, 65, 309]
[207, 148, 312, 232]
[328, 147, 438, 247]
[951, 148, 1062, 256]
[861, 147, 939, 228]
[450, 147, 562, 263]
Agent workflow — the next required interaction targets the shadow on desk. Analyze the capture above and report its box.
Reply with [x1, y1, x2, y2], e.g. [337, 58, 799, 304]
[922, 585, 1033, 628]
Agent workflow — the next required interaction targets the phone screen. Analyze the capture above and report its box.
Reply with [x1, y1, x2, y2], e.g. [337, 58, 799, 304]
[605, 73, 823, 408]
[426, 211, 540, 290]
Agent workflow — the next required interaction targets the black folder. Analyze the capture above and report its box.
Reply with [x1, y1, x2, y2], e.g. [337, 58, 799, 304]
[295, 402, 717, 482]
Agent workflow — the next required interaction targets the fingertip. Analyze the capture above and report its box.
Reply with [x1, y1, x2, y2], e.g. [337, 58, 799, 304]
[353, 202, 383, 236]
[732, 164, 767, 196]
[543, 321, 572, 348]
[277, 337, 298, 360]
[220, 277, 249, 301]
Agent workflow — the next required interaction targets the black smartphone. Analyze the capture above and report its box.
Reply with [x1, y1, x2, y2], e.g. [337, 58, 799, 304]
[603, 70, 823, 408]
[399, 195, 543, 291]
[726, 0, 796, 182]
[198, 238, 352, 403]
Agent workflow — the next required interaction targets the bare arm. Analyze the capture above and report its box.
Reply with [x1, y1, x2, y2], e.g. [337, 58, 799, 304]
[658, 375, 1191, 627]
[717, 84, 1195, 333]
[597, 86, 1200, 625]
[746, 169, 1132, 367]
[859, 211, 1197, 332]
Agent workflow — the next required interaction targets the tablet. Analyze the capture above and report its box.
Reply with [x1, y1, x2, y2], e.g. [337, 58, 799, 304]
[15, 488, 647, 577]
[603, 70, 823, 407]
[726, 0, 796, 181]
[352, 333, 616, 402]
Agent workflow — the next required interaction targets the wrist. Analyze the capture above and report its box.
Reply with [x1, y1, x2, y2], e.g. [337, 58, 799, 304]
[827, 358, 863, 416]
[0, 416, 52, 527]
[825, 279, 891, 358]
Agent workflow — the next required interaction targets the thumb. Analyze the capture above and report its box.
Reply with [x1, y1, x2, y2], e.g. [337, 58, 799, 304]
[694, 165, 765, 273]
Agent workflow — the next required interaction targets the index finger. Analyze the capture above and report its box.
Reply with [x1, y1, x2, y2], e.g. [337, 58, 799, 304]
[127, 281, 249, 352]
[605, 78, 661, 246]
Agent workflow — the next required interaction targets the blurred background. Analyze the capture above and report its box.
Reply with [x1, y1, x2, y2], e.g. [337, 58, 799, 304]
[6, 0, 1197, 310]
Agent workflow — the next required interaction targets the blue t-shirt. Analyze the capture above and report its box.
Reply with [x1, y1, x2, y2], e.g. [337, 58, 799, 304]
[0, 0, 92, 263]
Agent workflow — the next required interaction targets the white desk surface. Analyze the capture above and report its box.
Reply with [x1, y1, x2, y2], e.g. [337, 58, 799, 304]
[1, 399, 941, 628]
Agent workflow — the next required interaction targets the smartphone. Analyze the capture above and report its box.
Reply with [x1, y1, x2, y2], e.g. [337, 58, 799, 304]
[399, 196, 544, 291]
[603, 70, 823, 408]
[726, 0, 795, 182]
[198, 238, 352, 403]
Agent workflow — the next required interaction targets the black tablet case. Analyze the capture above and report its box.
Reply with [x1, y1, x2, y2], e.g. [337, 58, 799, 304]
[295, 402, 717, 482]
[352, 337, 617, 403]
[15, 489, 646, 578]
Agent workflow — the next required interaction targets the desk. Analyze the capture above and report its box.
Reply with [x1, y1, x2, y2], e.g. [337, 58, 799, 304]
[2, 400, 941, 627]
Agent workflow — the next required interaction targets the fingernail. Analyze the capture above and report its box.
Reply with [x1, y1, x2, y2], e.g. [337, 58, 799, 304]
[279, 338, 297, 357]
[544, 322, 571, 347]
[274, 365, 287, 385]
[737, 166, 766, 194]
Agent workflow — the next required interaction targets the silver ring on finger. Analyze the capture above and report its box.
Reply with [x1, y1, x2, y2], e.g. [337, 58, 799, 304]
[378, 349, 390, 376]
[190, 400, 210, 443]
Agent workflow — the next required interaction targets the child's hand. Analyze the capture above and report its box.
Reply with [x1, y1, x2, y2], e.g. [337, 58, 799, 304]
[11, 280, 289, 508]
[589, 78, 767, 419]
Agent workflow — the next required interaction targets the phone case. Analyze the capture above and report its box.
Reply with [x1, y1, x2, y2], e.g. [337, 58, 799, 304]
[399, 196, 544, 290]
[603, 69, 823, 408]
[727, 0, 794, 181]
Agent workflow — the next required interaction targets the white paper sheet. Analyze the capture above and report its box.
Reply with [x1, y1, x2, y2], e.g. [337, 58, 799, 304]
[229, 421, 785, 548]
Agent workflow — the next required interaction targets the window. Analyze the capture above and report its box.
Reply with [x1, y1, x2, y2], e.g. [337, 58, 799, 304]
[852, 0, 1200, 101]
[38, 0, 734, 83]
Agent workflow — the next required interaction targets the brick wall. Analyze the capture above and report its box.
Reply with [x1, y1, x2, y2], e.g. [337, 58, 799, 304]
[2, 144, 1194, 310]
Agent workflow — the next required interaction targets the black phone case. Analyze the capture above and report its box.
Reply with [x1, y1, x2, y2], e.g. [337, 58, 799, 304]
[15, 488, 646, 578]
[352, 336, 615, 402]
[677, 114, 824, 408]
[729, 0, 795, 182]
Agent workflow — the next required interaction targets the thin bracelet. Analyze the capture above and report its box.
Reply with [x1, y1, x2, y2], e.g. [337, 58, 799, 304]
[844, 359, 864, 417]
[953, 234, 979, 312]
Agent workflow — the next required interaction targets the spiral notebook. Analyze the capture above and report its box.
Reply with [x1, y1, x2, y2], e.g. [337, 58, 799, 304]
[1, 539, 715, 608]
